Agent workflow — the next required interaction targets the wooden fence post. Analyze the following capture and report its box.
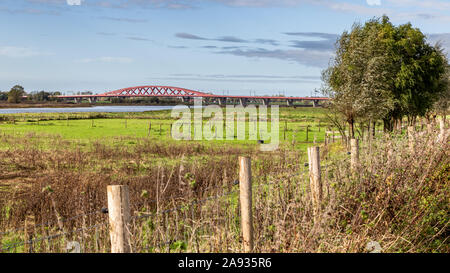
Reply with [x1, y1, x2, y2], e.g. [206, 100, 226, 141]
[306, 125, 309, 141]
[307, 147, 322, 223]
[407, 126, 415, 152]
[387, 144, 394, 162]
[292, 131, 297, 148]
[439, 118, 446, 142]
[239, 156, 253, 252]
[350, 138, 359, 172]
[427, 123, 433, 134]
[107, 185, 132, 253]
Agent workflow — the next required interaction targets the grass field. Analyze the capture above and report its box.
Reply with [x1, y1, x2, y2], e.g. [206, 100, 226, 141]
[0, 107, 333, 150]
[0, 106, 447, 253]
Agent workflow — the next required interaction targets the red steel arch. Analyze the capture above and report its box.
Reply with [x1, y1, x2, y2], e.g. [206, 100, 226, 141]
[99, 85, 214, 97]
[97, 85, 329, 101]
[57, 85, 329, 103]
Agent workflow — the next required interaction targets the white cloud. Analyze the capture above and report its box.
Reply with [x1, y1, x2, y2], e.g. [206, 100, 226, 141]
[76, 57, 133, 64]
[367, 0, 381, 6]
[0, 46, 49, 58]
[66, 0, 82, 6]
[386, 0, 450, 10]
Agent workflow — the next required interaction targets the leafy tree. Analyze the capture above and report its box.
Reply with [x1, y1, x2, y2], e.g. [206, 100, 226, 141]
[8, 85, 25, 103]
[0, 91, 8, 101]
[322, 17, 395, 138]
[390, 24, 448, 125]
[31, 91, 51, 101]
[432, 62, 450, 121]
[322, 16, 448, 135]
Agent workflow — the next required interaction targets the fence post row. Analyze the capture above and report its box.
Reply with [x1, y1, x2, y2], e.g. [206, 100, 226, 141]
[107, 185, 132, 253]
[239, 156, 253, 253]
[100, 117, 445, 254]
[105, 157, 254, 253]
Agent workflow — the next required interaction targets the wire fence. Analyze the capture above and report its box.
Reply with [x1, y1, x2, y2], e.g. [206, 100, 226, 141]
[0, 156, 336, 253]
[0, 209, 104, 236]
[0, 219, 109, 252]
[135, 167, 314, 252]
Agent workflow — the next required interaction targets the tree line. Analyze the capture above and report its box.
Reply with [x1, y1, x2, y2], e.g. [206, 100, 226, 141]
[0, 85, 63, 103]
[0, 85, 96, 103]
[321, 16, 449, 137]
[0, 85, 181, 105]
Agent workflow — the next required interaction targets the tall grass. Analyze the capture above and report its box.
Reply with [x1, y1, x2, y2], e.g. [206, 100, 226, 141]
[0, 125, 448, 253]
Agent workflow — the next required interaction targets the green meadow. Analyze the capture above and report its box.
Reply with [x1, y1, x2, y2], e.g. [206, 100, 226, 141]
[0, 107, 334, 151]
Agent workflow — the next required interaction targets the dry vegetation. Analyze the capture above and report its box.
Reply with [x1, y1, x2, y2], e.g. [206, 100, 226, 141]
[0, 122, 448, 253]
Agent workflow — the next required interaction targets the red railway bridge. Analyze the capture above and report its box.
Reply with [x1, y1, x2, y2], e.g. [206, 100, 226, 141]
[57, 85, 329, 107]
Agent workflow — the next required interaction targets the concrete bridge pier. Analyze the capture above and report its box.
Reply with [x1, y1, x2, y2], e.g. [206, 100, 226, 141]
[261, 98, 271, 106]
[313, 100, 319, 107]
[74, 97, 82, 103]
[181, 96, 191, 103]
[287, 99, 294, 107]
[88, 97, 97, 103]
[205, 97, 216, 105]
[239, 98, 248, 107]
[218, 97, 227, 106]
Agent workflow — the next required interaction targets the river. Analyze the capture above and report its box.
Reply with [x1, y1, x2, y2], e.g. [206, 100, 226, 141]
[0, 105, 176, 114]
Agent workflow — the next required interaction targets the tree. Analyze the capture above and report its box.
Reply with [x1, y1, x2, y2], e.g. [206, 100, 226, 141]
[390, 24, 448, 125]
[8, 85, 25, 103]
[31, 90, 51, 101]
[322, 17, 395, 138]
[358, 18, 396, 133]
[322, 16, 448, 135]
[432, 62, 450, 122]
[0, 91, 8, 101]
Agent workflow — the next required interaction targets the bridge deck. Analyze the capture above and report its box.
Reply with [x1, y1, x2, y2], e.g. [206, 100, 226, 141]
[56, 85, 329, 101]
[57, 94, 328, 100]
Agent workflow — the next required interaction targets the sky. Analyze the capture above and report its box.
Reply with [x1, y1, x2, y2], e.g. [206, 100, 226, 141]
[1, 0, 450, 97]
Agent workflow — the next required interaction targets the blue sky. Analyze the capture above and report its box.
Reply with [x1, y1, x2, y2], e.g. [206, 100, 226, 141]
[1, 0, 450, 96]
